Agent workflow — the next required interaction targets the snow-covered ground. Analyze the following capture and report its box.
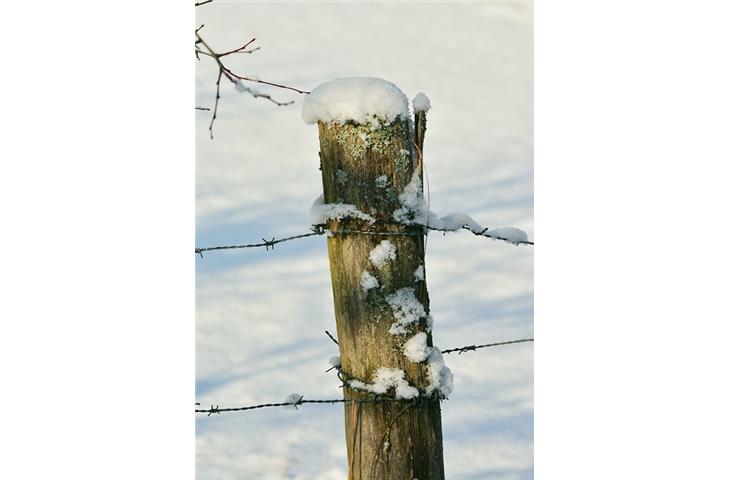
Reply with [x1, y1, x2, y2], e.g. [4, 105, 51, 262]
[196, 2, 533, 479]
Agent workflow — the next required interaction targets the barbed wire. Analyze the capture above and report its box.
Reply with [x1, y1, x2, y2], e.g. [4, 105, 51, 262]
[196, 337, 533, 415]
[323, 330, 534, 357]
[195, 395, 433, 415]
[441, 338, 534, 355]
[195, 229, 325, 257]
[195, 223, 533, 256]
[431, 225, 534, 246]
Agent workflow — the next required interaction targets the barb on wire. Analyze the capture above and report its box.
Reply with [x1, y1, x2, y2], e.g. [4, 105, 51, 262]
[262, 237, 276, 251]
[195, 0, 213, 6]
[195, 394, 428, 415]
[195, 29, 310, 138]
[441, 338, 534, 355]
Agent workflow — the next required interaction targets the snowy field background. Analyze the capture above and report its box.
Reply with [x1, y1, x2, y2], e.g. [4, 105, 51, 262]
[196, 2, 533, 479]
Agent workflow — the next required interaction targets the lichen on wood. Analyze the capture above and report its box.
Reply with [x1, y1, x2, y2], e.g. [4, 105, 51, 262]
[317, 110, 445, 479]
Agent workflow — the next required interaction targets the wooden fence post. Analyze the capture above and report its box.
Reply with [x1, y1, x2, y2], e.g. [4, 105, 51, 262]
[314, 86, 446, 479]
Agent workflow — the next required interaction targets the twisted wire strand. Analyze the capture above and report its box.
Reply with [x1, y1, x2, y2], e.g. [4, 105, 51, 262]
[441, 338, 534, 355]
[195, 230, 324, 257]
[195, 223, 533, 255]
[196, 395, 430, 415]
[196, 338, 534, 415]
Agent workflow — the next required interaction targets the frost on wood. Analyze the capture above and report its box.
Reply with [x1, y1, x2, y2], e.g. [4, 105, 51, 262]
[310, 193, 375, 224]
[403, 332, 431, 363]
[425, 348, 453, 398]
[413, 92, 431, 113]
[349, 367, 419, 399]
[413, 265, 424, 282]
[369, 240, 396, 269]
[284, 392, 303, 410]
[386, 287, 426, 335]
[301, 77, 410, 128]
[360, 270, 379, 293]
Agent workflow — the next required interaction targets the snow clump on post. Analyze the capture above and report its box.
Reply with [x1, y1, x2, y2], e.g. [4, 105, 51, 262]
[309, 193, 375, 224]
[360, 270, 379, 292]
[369, 240, 396, 269]
[386, 287, 427, 335]
[403, 332, 431, 362]
[302, 77, 410, 128]
[348, 367, 419, 399]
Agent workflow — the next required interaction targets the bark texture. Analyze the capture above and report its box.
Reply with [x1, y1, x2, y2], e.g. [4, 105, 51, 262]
[317, 116, 445, 480]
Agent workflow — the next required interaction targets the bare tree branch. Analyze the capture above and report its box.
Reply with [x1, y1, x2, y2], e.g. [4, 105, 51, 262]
[195, 31, 309, 138]
[209, 69, 223, 139]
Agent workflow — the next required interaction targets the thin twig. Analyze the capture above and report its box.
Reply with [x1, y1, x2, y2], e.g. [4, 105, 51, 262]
[233, 82, 295, 107]
[195, 31, 309, 137]
[218, 38, 260, 57]
[325, 330, 339, 346]
[209, 69, 222, 139]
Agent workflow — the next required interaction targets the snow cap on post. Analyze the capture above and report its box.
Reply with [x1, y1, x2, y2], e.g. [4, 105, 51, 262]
[302, 77, 409, 127]
[413, 92, 431, 113]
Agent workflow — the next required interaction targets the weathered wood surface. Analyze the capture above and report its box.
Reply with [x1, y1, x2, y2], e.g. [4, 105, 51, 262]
[317, 116, 445, 480]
